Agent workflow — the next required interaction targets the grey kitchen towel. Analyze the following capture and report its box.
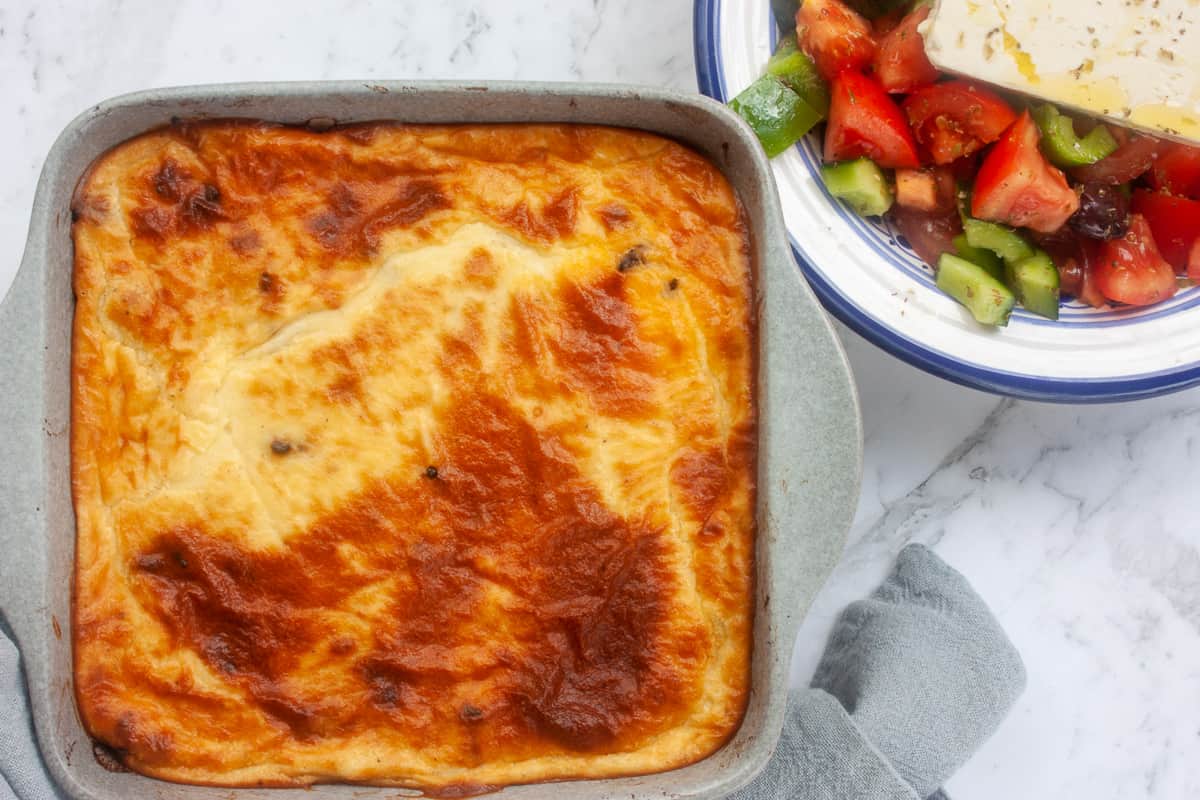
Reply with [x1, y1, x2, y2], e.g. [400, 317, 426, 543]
[0, 544, 1021, 800]
[732, 543, 1026, 800]
[0, 627, 61, 800]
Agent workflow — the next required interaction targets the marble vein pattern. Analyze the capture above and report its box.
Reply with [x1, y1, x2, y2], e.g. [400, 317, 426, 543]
[1, 2, 1197, 798]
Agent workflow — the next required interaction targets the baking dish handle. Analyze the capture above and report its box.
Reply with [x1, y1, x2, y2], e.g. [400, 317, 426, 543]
[760, 239, 863, 655]
[0, 260, 48, 648]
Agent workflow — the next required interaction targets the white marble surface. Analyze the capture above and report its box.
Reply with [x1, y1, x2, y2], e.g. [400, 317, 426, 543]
[1, 1, 1197, 798]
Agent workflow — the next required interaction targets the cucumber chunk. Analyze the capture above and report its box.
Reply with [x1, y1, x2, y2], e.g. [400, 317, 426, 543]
[820, 158, 894, 217]
[730, 75, 823, 158]
[766, 37, 831, 116]
[963, 218, 1036, 263]
[936, 253, 1016, 326]
[952, 234, 1004, 281]
[1005, 249, 1061, 320]
[1032, 104, 1119, 168]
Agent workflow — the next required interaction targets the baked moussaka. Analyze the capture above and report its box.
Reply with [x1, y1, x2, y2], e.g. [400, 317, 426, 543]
[70, 121, 756, 791]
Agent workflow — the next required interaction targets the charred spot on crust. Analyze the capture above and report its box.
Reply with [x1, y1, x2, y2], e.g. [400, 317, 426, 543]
[92, 741, 130, 772]
[71, 193, 110, 225]
[257, 268, 286, 312]
[668, 277, 679, 291]
[308, 183, 362, 250]
[670, 447, 729, 524]
[134, 161, 226, 239]
[270, 439, 292, 455]
[153, 160, 187, 200]
[424, 465, 439, 479]
[366, 672, 401, 707]
[134, 552, 167, 572]
[546, 273, 656, 417]
[307, 179, 449, 257]
[129, 206, 174, 240]
[103, 712, 174, 763]
[329, 637, 356, 655]
[232, 230, 263, 255]
[500, 187, 580, 243]
[459, 704, 484, 722]
[181, 186, 223, 229]
[596, 203, 632, 230]
[617, 246, 647, 273]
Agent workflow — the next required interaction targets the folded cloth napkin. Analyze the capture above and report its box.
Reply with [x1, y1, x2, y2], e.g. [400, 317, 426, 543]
[731, 543, 1026, 800]
[0, 544, 1021, 800]
[0, 624, 61, 800]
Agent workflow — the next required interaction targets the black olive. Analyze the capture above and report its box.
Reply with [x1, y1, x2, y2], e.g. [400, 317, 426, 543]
[1068, 182, 1130, 240]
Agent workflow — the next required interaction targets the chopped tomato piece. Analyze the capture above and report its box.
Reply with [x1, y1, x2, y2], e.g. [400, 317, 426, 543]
[1131, 190, 1200, 272]
[903, 81, 1018, 165]
[888, 205, 961, 268]
[1094, 214, 1177, 306]
[1148, 143, 1200, 199]
[873, 5, 938, 93]
[796, 0, 878, 81]
[1071, 135, 1164, 185]
[895, 166, 956, 213]
[971, 111, 1080, 233]
[825, 71, 920, 168]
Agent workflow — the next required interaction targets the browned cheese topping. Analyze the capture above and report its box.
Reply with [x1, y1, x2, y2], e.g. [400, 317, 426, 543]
[71, 121, 756, 791]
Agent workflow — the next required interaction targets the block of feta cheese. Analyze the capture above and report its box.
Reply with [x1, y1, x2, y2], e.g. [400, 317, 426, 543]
[921, 0, 1200, 144]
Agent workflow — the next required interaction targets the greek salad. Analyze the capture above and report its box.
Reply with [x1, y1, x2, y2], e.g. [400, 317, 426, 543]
[730, 0, 1200, 326]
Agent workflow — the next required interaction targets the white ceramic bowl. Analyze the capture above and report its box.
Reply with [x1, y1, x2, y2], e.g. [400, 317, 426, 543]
[695, 0, 1200, 401]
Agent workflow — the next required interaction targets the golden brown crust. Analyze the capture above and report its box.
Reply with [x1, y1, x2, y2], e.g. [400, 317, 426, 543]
[71, 121, 756, 790]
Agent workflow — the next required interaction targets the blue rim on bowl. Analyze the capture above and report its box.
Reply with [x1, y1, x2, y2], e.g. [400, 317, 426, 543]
[694, 0, 1200, 402]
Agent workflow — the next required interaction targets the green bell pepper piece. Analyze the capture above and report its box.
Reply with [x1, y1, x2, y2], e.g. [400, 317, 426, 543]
[1032, 104, 1118, 168]
[820, 158, 894, 217]
[963, 218, 1036, 264]
[729, 75, 822, 158]
[936, 253, 1016, 326]
[766, 37, 830, 116]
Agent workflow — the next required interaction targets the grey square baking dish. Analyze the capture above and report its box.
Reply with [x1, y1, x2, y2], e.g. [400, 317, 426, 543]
[0, 81, 861, 800]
